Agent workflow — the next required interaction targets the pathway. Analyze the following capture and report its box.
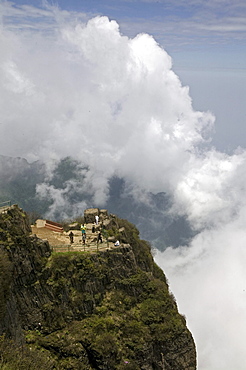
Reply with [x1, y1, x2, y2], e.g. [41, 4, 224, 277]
[31, 222, 119, 253]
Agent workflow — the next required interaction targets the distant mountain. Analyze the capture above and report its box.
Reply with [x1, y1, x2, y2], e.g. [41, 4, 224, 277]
[0, 155, 195, 250]
[0, 155, 46, 214]
[106, 176, 195, 249]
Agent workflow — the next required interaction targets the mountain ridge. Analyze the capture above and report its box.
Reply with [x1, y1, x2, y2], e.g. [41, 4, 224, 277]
[0, 204, 196, 369]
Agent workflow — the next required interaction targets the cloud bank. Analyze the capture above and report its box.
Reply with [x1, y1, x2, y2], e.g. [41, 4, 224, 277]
[0, 2, 214, 204]
[1, 2, 246, 369]
[156, 210, 246, 369]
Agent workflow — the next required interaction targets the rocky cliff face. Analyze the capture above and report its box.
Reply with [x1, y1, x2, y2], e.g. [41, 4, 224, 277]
[0, 205, 196, 369]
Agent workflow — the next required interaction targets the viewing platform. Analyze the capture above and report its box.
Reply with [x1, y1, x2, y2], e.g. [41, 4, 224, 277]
[31, 208, 125, 253]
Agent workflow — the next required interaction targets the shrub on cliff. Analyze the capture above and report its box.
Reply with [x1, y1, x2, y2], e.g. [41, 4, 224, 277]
[0, 206, 196, 369]
[0, 250, 12, 321]
[0, 335, 55, 369]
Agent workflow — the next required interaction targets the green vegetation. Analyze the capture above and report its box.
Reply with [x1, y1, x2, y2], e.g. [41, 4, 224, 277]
[0, 335, 55, 370]
[0, 206, 196, 369]
[23, 267, 186, 368]
[24, 220, 188, 368]
[0, 251, 12, 321]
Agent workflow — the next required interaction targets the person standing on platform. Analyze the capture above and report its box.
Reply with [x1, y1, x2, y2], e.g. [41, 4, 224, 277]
[82, 234, 86, 245]
[97, 232, 103, 243]
[69, 231, 74, 244]
[81, 224, 86, 241]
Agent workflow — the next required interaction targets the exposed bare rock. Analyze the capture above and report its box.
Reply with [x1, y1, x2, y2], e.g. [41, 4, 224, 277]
[0, 205, 196, 369]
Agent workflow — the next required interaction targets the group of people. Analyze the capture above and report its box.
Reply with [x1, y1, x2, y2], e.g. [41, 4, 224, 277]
[68, 215, 102, 245]
[68, 214, 120, 247]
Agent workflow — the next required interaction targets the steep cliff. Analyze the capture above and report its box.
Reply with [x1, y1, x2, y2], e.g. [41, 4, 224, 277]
[0, 205, 196, 369]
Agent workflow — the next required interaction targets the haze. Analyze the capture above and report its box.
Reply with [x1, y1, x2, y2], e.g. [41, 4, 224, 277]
[1, 1, 246, 369]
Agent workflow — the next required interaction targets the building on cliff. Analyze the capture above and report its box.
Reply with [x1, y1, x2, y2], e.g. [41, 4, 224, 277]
[35, 219, 63, 232]
[0, 205, 196, 369]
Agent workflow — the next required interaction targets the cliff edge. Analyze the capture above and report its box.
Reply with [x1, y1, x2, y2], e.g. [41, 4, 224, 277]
[0, 205, 196, 369]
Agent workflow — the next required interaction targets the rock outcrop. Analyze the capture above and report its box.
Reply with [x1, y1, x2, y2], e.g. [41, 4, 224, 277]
[0, 205, 196, 369]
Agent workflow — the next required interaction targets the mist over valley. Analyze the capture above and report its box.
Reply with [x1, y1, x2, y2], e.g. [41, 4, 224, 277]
[1, 2, 246, 368]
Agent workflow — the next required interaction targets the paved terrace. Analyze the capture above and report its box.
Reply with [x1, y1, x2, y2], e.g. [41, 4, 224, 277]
[31, 222, 122, 253]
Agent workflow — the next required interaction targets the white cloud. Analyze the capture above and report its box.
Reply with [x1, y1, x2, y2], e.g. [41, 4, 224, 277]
[36, 181, 89, 220]
[171, 149, 246, 229]
[1, 2, 246, 368]
[2, 60, 35, 95]
[155, 210, 246, 369]
[0, 4, 214, 193]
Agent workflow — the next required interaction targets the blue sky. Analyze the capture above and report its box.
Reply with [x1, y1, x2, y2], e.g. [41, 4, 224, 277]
[9, 0, 246, 66]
